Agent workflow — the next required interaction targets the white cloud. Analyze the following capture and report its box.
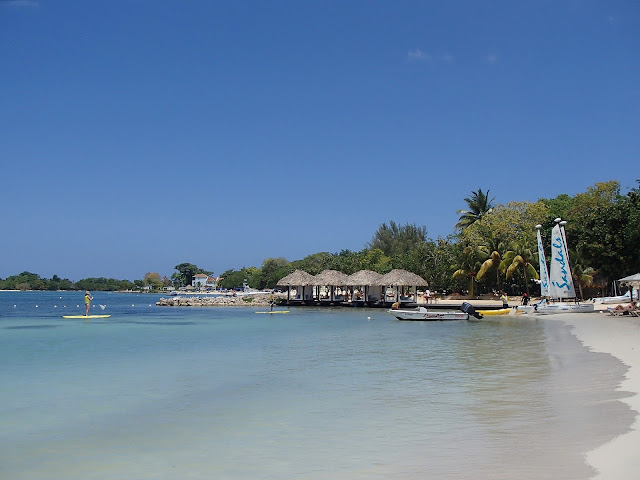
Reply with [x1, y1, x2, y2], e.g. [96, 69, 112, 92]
[408, 49, 454, 65]
[486, 53, 499, 64]
[408, 49, 432, 62]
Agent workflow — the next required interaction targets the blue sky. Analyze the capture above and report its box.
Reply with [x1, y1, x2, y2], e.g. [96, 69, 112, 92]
[1, 0, 638, 281]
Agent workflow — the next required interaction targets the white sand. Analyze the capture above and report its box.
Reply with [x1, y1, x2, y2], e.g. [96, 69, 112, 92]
[434, 297, 639, 478]
[554, 313, 640, 480]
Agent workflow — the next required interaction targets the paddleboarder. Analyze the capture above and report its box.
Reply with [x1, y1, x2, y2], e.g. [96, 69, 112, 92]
[84, 291, 93, 316]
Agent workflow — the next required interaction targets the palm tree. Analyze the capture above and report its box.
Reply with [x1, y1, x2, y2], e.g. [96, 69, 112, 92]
[572, 263, 595, 300]
[455, 188, 496, 231]
[476, 233, 507, 291]
[477, 248, 503, 290]
[500, 242, 538, 296]
[569, 249, 595, 300]
[453, 245, 488, 297]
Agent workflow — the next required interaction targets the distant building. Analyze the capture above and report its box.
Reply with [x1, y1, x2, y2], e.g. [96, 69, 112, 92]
[206, 276, 220, 289]
[192, 274, 208, 288]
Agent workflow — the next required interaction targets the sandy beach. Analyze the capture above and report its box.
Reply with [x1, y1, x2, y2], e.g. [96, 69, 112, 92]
[552, 313, 640, 479]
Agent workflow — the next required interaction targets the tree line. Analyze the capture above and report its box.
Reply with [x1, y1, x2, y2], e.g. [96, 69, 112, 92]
[215, 180, 640, 298]
[3, 181, 638, 297]
[0, 271, 137, 292]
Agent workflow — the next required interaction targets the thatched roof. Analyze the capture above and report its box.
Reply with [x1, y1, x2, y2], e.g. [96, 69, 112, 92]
[276, 269, 317, 286]
[314, 269, 350, 286]
[346, 270, 384, 286]
[379, 269, 428, 286]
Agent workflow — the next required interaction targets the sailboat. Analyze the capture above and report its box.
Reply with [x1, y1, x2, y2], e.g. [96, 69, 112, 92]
[531, 219, 594, 315]
[516, 225, 550, 314]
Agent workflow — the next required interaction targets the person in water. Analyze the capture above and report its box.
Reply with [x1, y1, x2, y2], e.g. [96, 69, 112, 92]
[84, 291, 93, 316]
[501, 293, 509, 308]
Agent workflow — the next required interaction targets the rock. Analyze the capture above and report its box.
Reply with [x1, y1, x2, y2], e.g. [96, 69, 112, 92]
[156, 293, 285, 308]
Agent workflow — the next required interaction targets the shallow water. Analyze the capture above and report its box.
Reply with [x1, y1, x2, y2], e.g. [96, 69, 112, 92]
[0, 292, 632, 479]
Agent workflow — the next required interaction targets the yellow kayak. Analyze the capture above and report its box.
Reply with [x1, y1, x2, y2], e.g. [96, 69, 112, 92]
[477, 308, 512, 316]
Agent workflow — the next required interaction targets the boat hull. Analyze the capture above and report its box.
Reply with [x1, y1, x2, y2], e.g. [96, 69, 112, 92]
[532, 303, 595, 315]
[388, 308, 469, 321]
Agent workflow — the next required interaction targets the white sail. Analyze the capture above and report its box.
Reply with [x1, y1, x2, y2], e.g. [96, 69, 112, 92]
[549, 224, 576, 299]
[536, 229, 551, 297]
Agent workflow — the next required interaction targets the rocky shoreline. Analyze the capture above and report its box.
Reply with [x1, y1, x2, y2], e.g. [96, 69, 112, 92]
[156, 294, 286, 307]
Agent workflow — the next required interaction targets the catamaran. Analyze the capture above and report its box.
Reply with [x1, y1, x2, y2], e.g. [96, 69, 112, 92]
[520, 219, 594, 315]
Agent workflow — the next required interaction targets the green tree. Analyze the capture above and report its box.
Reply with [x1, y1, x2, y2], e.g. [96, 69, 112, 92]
[360, 248, 392, 274]
[452, 245, 488, 297]
[368, 221, 428, 257]
[455, 188, 496, 231]
[295, 252, 334, 275]
[75, 277, 135, 291]
[571, 260, 595, 301]
[426, 237, 461, 292]
[476, 248, 504, 291]
[172, 263, 212, 287]
[461, 201, 549, 249]
[501, 242, 538, 296]
[256, 258, 291, 289]
[143, 272, 164, 290]
[218, 267, 259, 290]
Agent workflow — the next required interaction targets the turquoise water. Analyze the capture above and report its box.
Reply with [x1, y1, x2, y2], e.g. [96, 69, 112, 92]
[0, 291, 632, 479]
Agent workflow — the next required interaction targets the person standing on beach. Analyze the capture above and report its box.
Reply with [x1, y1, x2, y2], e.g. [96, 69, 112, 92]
[84, 291, 93, 316]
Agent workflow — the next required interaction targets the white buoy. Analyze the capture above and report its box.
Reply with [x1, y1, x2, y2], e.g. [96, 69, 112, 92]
[367, 316, 371, 320]
[35, 305, 38, 308]
[54, 305, 57, 308]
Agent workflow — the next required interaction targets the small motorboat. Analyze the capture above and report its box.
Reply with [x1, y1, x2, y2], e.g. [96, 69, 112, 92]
[388, 306, 469, 321]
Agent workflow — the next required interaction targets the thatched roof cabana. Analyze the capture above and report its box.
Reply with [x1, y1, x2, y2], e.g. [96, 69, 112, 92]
[379, 269, 428, 286]
[346, 270, 384, 286]
[277, 269, 316, 286]
[314, 269, 350, 286]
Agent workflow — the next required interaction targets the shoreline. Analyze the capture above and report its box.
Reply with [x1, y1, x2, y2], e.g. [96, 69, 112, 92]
[553, 314, 640, 479]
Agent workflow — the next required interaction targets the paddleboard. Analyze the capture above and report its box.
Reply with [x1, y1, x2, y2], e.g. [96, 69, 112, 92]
[62, 315, 111, 319]
[254, 311, 290, 314]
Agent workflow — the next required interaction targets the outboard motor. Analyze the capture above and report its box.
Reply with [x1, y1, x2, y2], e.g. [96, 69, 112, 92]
[461, 301, 484, 319]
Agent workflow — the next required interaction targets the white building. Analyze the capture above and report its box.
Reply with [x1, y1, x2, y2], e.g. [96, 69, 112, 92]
[192, 274, 208, 288]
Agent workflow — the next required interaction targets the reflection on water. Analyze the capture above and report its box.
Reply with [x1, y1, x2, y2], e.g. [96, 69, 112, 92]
[4, 324, 60, 329]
